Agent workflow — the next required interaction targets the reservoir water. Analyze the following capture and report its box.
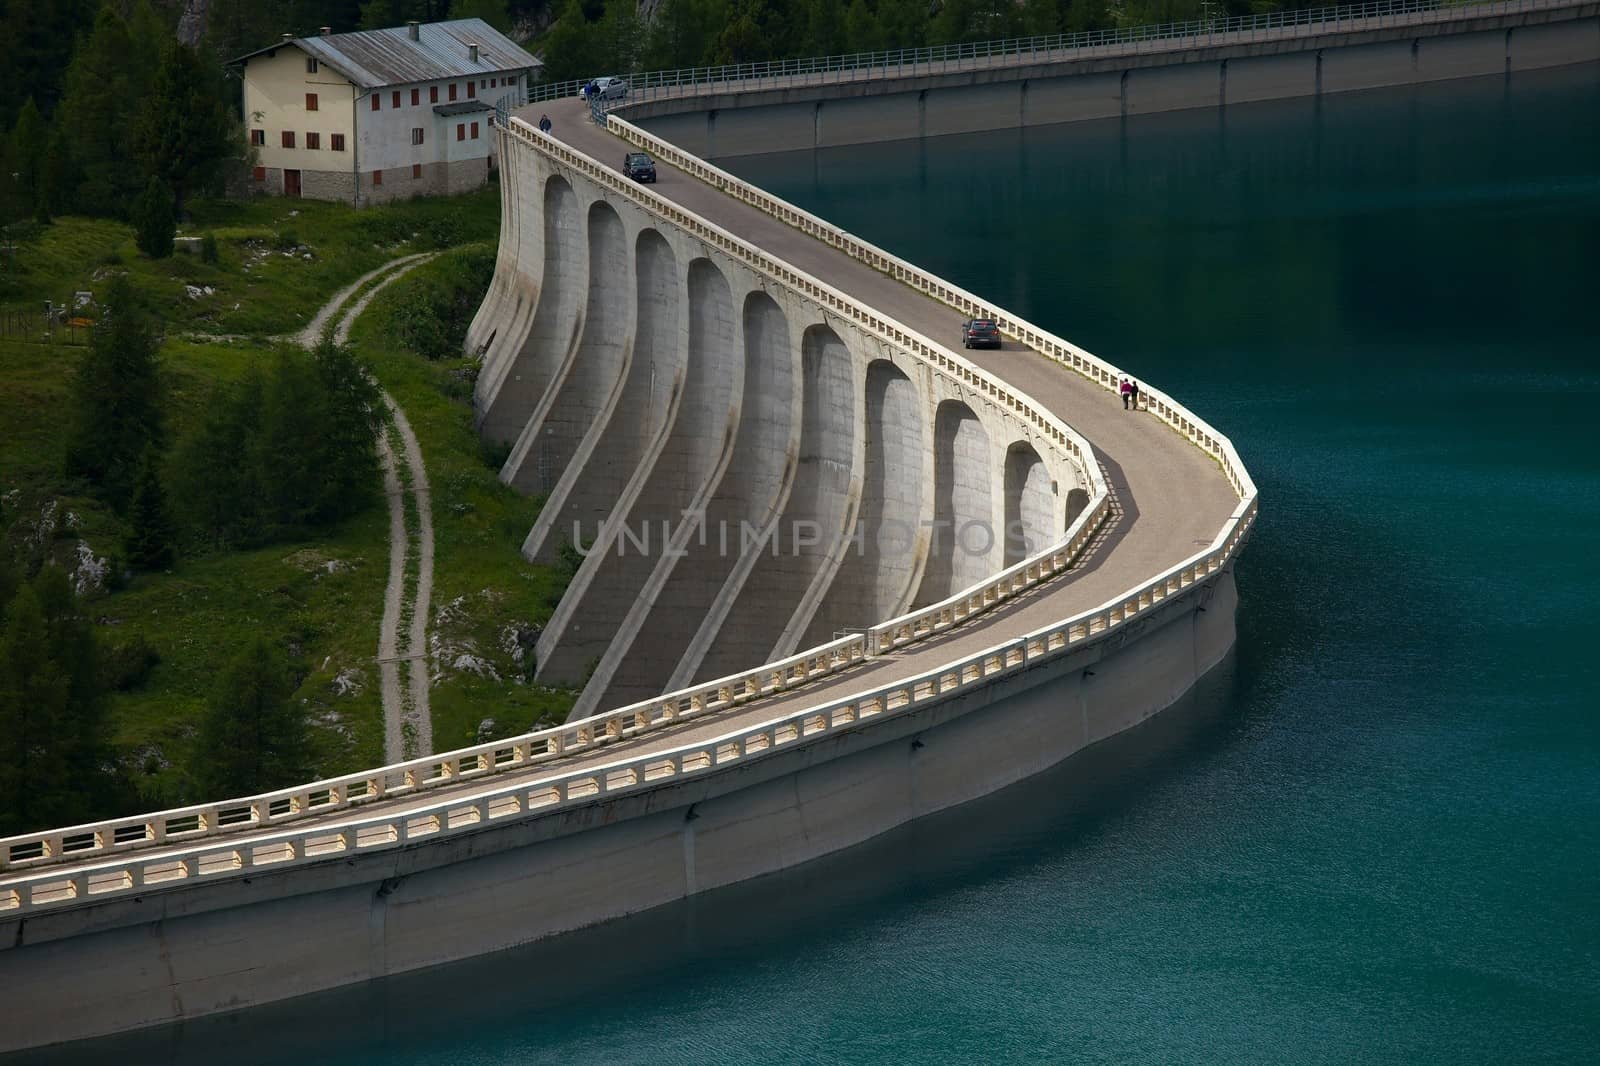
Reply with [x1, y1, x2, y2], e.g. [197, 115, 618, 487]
[14, 65, 1599, 1065]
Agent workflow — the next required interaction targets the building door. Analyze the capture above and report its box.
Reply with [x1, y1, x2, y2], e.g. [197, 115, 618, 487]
[285, 169, 301, 197]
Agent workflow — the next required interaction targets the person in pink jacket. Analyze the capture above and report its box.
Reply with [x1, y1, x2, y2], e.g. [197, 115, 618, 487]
[1120, 378, 1133, 410]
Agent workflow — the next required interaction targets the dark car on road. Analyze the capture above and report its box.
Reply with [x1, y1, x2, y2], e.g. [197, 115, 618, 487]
[960, 318, 1001, 349]
[623, 151, 657, 183]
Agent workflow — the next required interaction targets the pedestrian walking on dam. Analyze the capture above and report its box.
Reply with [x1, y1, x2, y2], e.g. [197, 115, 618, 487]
[1121, 378, 1132, 409]
[538, 113, 552, 133]
[1130, 381, 1142, 410]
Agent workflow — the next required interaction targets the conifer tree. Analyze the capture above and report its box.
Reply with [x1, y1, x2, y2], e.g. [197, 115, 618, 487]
[134, 42, 236, 217]
[0, 569, 109, 835]
[171, 366, 266, 550]
[53, 7, 144, 216]
[256, 350, 330, 536]
[65, 279, 165, 509]
[125, 448, 176, 571]
[193, 639, 308, 799]
[449, 0, 511, 31]
[7, 99, 48, 220]
[310, 338, 386, 523]
[133, 178, 176, 259]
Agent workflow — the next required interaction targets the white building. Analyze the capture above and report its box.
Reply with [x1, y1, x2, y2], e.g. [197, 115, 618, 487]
[235, 19, 540, 205]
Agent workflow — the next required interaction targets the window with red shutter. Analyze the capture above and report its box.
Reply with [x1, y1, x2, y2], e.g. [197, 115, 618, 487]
[306, 93, 318, 111]
[466, 81, 475, 99]
[411, 88, 419, 106]
[306, 132, 320, 149]
[251, 129, 265, 146]
[373, 169, 382, 186]
[456, 124, 464, 141]
[471, 121, 479, 139]
[282, 131, 295, 148]
[449, 83, 457, 101]
[412, 163, 422, 179]
[430, 85, 438, 103]
[371, 94, 379, 111]
[253, 166, 266, 181]
[331, 133, 345, 151]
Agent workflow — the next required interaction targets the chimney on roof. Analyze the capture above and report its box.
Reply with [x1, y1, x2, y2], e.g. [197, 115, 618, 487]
[468, 43, 479, 62]
[407, 20, 420, 41]
[280, 33, 292, 43]
[320, 26, 331, 36]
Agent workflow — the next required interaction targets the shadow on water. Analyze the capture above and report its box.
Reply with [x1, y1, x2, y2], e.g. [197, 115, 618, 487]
[12, 651, 1247, 1066]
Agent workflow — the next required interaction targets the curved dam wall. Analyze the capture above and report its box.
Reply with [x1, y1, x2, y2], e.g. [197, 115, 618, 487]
[0, 110, 1254, 1053]
[472, 135, 1090, 718]
[628, 4, 1600, 157]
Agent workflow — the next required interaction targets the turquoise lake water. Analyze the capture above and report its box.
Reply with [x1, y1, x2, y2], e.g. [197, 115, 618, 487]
[15, 65, 1599, 1065]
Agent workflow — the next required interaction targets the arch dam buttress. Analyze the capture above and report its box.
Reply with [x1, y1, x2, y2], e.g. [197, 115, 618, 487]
[470, 143, 1088, 720]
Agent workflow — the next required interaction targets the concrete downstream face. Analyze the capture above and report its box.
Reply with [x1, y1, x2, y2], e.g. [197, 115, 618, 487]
[0, 28, 1303, 1050]
[482, 137, 1086, 715]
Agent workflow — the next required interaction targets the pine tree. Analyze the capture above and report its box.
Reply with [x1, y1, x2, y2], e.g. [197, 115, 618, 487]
[64, 279, 166, 509]
[125, 448, 176, 571]
[194, 639, 309, 799]
[0, 0, 98, 127]
[449, 0, 511, 31]
[256, 350, 331, 536]
[8, 99, 48, 220]
[0, 569, 109, 835]
[134, 42, 237, 217]
[359, 0, 422, 31]
[0, 584, 69, 834]
[540, 0, 604, 82]
[53, 7, 145, 216]
[133, 178, 176, 259]
[171, 366, 266, 550]
[310, 338, 386, 524]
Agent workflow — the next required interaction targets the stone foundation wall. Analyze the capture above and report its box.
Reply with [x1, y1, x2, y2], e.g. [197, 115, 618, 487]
[243, 154, 495, 206]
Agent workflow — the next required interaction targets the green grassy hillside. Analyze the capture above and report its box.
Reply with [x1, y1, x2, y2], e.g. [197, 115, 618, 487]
[0, 189, 574, 823]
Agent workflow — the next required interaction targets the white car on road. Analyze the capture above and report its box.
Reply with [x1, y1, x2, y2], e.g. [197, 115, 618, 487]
[584, 76, 629, 102]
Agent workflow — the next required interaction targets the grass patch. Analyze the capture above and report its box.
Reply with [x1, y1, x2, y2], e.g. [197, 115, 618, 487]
[0, 190, 499, 339]
[345, 246, 577, 751]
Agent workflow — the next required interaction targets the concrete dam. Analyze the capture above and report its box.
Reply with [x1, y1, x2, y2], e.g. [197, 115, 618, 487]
[9, 0, 1591, 1052]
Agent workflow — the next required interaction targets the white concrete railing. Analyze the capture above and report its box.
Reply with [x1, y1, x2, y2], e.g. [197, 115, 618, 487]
[0, 117, 1108, 884]
[609, 113, 1258, 505]
[0, 499, 1250, 917]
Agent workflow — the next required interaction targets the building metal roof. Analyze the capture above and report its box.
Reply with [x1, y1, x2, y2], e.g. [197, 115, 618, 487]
[235, 19, 540, 90]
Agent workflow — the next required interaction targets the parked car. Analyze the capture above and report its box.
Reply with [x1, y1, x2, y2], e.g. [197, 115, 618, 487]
[584, 76, 629, 102]
[623, 151, 657, 183]
[960, 318, 1002, 349]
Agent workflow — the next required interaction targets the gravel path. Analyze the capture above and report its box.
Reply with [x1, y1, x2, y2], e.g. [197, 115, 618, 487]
[303, 253, 439, 761]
